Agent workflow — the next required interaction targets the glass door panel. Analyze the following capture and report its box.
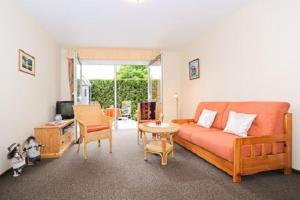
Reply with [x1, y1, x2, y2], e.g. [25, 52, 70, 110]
[116, 65, 148, 129]
[81, 64, 117, 128]
[74, 55, 82, 104]
[73, 54, 82, 142]
[149, 55, 162, 102]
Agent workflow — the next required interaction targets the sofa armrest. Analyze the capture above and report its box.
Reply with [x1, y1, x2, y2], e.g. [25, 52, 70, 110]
[171, 118, 195, 125]
[233, 134, 289, 182]
[238, 134, 287, 145]
[234, 134, 288, 159]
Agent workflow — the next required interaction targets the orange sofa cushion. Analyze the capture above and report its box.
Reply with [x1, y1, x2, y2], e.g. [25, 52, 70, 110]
[193, 102, 229, 129]
[190, 130, 284, 162]
[221, 102, 290, 136]
[87, 124, 109, 133]
[177, 124, 220, 143]
[177, 124, 219, 142]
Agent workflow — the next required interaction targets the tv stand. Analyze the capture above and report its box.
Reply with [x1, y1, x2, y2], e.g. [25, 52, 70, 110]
[34, 119, 74, 158]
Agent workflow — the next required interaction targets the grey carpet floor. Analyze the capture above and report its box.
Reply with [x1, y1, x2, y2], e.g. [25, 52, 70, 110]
[1, 129, 300, 200]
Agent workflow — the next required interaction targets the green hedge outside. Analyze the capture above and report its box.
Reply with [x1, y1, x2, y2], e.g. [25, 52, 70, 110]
[90, 80, 147, 117]
[90, 79, 160, 118]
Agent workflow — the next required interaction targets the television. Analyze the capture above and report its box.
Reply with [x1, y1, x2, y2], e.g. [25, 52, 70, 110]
[56, 101, 74, 120]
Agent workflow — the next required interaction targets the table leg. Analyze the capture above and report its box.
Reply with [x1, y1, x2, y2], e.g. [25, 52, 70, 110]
[137, 129, 140, 144]
[144, 151, 148, 161]
[170, 135, 174, 158]
[143, 132, 148, 161]
[161, 134, 167, 165]
[152, 133, 157, 140]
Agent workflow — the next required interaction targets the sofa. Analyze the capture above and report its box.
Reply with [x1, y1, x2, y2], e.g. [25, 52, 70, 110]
[172, 102, 292, 183]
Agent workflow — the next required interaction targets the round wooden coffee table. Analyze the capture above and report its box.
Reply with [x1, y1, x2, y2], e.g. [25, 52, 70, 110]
[139, 122, 179, 165]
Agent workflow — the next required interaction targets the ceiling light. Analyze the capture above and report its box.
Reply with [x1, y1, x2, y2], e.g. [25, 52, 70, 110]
[128, 0, 145, 4]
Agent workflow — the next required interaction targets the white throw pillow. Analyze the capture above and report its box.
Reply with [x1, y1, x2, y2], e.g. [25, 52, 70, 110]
[197, 109, 217, 128]
[224, 111, 256, 137]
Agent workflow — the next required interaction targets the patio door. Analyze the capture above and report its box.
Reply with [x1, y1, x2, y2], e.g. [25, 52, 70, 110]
[76, 58, 162, 130]
[73, 53, 82, 142]
[148, 55, 162, 103]
[116, 64, 149, 129]
[80, 63, 117, 127]
[74, 53, 82, 105]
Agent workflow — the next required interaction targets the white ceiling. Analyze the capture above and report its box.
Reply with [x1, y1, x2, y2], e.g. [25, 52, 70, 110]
[19, 0, 250, 49]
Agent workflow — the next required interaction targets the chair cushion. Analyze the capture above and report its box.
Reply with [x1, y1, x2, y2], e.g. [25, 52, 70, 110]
[193, 102, 229, 129]
[177, 124, 220, 143]
[222, 102, 290, 136]
[87, 125, 109, 133]
[189, 130, 284, 162]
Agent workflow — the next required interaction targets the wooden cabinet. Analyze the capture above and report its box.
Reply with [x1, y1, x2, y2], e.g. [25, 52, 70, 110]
[34, 119, 74, 159]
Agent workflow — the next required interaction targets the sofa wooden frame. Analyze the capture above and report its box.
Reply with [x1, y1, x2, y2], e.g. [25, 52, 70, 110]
[171, 113, 292, 183]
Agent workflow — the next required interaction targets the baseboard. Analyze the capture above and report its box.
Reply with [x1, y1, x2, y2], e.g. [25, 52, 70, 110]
[0, 167, 11, 176]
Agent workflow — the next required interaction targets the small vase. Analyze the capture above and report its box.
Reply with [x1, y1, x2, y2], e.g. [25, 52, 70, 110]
[155, 120, 161, 126]
[54, 114, 62, 122]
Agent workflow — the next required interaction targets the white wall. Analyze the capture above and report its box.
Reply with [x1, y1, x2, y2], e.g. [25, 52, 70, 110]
[0, 0, 61, 174]
[60, 49, 71, 101]
[180, 0, 300, 169]
[162, 51, 182, 122]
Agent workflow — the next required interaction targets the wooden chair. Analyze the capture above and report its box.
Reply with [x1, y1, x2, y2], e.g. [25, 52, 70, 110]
[136, 101, 162, 144]
[73, 104, 113, 159]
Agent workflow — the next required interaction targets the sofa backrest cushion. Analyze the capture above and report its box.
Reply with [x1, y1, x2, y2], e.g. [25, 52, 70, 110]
[221, 102, 290, 136]
[194, 102, 229, 129]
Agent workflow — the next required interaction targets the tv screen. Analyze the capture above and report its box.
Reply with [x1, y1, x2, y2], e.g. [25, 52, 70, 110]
[56, 101, 74, 120]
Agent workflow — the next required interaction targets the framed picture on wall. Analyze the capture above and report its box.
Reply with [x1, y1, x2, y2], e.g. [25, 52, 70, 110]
[18, 49, 35, 76]
[189, 58, 199, 80]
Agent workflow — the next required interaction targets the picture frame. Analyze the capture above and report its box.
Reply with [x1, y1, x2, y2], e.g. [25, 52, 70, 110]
[18, 49, 35, 76]
[189, 58, 199, 80]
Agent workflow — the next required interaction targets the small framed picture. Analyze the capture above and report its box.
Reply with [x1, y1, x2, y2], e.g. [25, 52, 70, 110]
[189, 58, 199, 80]
[18, 49, 35, 76]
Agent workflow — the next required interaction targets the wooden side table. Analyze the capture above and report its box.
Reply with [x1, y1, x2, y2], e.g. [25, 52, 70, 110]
[34, 119, 74, 159]
[139, 123, 179, 165]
